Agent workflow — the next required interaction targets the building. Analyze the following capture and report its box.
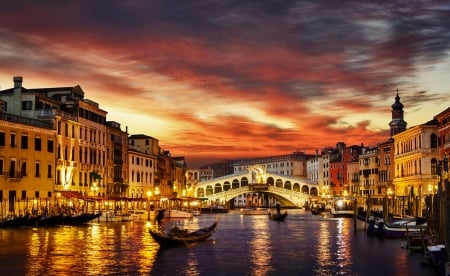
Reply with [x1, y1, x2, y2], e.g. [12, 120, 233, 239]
[233, 151, 314, 178]
[392, 120, 439, 217]
[0, 110, 55, 216]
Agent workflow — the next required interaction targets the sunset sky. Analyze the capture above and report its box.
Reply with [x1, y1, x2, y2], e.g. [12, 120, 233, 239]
[1, 1, 449, 168]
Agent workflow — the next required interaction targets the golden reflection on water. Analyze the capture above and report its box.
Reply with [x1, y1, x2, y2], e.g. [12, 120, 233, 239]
[315, 218, 353, 275]
[248, 217, 273, 276]
[23, 222, 161, 275]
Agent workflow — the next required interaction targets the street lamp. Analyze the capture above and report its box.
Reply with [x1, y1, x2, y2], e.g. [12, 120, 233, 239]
[91, 181, 98, 211]
[387, 187, 393, 217]
[147, 191, 152, 221]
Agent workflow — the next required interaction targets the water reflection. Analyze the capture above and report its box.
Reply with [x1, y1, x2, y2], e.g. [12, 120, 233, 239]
[248, 217, 273, 276]
[316, 219, 332, 275]
[0, 210, 437, 276]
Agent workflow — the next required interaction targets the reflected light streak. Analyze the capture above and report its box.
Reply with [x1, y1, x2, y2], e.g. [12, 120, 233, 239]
[315, 220, 332, 275]
[248, 217, 273, 276]
[335, 218, 352, 273]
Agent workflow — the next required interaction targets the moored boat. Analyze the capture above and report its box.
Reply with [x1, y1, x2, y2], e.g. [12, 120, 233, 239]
[149, 221, 218, 247]
[373, 217, 428, 238]
[200, 206, 229, 213]
[165, 209, 194, 218]
[330, 197, 355, 217]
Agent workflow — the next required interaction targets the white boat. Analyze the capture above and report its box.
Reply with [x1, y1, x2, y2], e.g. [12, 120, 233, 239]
[191, 209, 201, 216]
[374, 217, 428, 238]
[330, 198, 355, 217]
[98, 211, 119, 222]
[240, 207, 269, 215]
[119, 213, 140, 221]
[165, 209, 194, 218]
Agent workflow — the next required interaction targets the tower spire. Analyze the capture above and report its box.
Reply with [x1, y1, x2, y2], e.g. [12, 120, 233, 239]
[389, 89, 407, 137]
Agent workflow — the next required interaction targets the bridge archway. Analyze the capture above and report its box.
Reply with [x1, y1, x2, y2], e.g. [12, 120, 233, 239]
[194, 165, 321, 207]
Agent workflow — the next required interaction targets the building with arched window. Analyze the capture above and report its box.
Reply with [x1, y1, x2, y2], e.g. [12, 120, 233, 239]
[392, 120, 439, 217]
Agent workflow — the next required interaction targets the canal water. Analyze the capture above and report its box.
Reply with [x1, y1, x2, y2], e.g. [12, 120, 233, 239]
[0, 209, 439, 276]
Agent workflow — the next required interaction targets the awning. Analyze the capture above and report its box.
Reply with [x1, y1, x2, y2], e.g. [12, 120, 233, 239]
[57, 191, 83, 199]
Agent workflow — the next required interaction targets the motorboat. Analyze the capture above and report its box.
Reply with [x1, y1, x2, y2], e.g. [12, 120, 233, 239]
[329, 198, 355, 217]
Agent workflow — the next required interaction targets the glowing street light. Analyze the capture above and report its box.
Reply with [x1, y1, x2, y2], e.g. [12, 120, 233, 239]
[147, 191, 152, 221]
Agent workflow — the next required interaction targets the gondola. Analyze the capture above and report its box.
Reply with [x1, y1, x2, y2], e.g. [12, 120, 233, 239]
[268, 211, 287, 221]
[149, 221, 218, 247]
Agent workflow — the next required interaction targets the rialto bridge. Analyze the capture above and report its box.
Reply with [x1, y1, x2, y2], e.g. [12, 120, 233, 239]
[193, 165, 320, 208]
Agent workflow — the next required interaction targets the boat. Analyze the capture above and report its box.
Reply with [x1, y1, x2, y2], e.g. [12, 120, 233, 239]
[98, 211, 119, 222]
[61, 212, 102, 225]
[240, 207, 268, 215]
[405, 231, 429, 253]
[374, 217, 428, 238]
[310, 203, 325, 215]
[268, 211, 287, 221]
[119, 212, 140, 221]
[164, 209, 194, 218]
[149, 221, 218, 246]
[200, 206, 229, 213]
[329, 198, 355, 217]
[0, 214, 31, 228]
[191, 209, 201, 216]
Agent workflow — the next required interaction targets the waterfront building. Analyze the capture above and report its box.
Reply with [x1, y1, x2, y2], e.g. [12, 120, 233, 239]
[358, 146, 383, 209]
[0, 77, 117, 200]
[306, 151, 323, 188]
[347, 155, 360, 198]
[233, 151, 313, 177]
[0, 110, 55, 216]
[329, 142, 346, 196]
[106, 121, 129, 200]
[377, 139, 395, 214]
[392, 120, 439, 217]
[435, 107, 450, 160]
[128, 134, 158, 206]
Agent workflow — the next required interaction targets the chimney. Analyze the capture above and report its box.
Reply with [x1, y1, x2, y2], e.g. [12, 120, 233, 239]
[13, 76, 23, 88]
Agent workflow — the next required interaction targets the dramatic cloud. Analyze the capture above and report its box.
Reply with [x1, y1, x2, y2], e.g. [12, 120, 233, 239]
[0, 0, 449, 167]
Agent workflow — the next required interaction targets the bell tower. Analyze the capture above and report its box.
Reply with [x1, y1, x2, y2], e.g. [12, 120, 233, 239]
[389, 89, 407, 137]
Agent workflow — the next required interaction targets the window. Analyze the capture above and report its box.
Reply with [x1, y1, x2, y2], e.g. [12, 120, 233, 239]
[21, 161, 27, 177]
[0, 132, 5, 146]
[35, 162, 40, 177]
[21, 135, 28, 149]
[10, 133, 16, 147]
[0, 159, 3, 175]
[35, 137, 41, 151]
[22, 101, 32, 110]
[47, 140, 54, 153]
[47, 164, 52, 178]
[9, 160, 16, 177]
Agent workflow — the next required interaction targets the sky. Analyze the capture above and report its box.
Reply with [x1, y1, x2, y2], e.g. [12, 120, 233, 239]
[1, 1, 449, 168]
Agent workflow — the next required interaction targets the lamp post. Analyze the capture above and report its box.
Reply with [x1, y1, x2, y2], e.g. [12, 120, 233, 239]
[91, 181, 98, 211]
[147, 191, 152, 221]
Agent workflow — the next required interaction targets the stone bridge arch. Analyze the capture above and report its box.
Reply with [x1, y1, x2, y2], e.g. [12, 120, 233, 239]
[194, 167, 320, 207]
